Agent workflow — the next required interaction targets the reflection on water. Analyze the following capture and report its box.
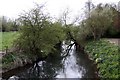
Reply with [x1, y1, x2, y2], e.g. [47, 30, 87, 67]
[56, 43, 83, 78]
[4, 41, 98, 79]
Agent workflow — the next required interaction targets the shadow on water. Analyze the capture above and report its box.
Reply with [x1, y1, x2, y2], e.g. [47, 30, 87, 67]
[76, 50, 98, 78]
[2, 42, 99, 79]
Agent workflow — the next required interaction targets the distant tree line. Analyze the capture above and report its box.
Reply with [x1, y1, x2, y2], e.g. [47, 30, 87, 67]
[0, 16, 20, 32]
[79, 2, 120, 39]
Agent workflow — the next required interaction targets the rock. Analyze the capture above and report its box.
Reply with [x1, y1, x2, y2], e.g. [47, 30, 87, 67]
[8, 76, 19, 80]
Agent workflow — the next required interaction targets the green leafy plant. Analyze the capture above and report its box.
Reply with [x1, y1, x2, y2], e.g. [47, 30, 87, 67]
[85, 39, 119, 78]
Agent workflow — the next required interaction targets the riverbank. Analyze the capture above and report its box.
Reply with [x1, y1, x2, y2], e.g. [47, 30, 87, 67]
[1, 38, 119, 79]
[0, 32, 36, 75]
[85, 39, 120, 78]
[2, 42, 100, 79]
[1, 52, 37, 74]
[1, 42, 62, 78]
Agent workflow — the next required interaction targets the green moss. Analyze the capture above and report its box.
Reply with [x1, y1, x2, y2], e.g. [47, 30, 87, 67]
[85, 39, 119, 78]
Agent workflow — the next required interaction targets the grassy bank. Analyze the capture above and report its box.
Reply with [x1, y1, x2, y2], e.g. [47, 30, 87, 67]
[0, 32, 19, 51]
[2, 52, 36, 72]
[0, 32, 37, 73]
[85, 39, 120, 78]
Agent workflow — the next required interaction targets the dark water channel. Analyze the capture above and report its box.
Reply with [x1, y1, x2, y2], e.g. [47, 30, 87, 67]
[2, 42, 98, 79]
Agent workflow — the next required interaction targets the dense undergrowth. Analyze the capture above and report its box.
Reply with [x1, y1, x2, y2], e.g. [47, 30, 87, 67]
[2, 52, 36, 71]
[85, 39, 120, 78]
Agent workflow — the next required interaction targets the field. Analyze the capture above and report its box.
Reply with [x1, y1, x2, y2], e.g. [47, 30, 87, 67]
[0, 32, 19, 51]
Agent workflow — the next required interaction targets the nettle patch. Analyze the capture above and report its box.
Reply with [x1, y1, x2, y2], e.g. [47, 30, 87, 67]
[85, 39, 120, 78]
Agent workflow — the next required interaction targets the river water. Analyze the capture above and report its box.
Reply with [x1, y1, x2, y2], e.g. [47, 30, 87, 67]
[2, 42, 98, 79]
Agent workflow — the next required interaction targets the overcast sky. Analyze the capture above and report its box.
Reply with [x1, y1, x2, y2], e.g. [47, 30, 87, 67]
[0, 0, 119, 19]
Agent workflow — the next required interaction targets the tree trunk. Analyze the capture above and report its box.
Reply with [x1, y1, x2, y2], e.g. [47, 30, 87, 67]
[92, 32, 96, 40]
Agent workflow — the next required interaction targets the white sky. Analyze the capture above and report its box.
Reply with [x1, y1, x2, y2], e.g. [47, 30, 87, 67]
[0, 0, 119, 19]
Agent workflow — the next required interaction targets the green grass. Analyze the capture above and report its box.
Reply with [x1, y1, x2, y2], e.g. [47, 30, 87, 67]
[0, 32, 19, 51]
[85, 39, 120, 78]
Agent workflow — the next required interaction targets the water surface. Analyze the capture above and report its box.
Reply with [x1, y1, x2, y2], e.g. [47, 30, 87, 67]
[3, 42, 98, 79]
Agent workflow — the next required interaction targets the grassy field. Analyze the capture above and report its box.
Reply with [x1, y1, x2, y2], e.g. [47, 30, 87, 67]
[0, 32, 19, 51]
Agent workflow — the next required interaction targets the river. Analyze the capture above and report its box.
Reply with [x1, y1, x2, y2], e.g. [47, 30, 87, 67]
[2, 42, 98, 79]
